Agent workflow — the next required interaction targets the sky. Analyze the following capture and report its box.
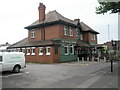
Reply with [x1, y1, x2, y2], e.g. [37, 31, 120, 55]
[0, 0, 118, 45]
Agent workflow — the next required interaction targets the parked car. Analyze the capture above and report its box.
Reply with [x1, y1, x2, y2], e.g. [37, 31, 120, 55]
[0, 52, 26, 73]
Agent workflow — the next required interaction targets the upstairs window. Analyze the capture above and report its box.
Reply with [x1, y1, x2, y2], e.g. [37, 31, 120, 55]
[76, 28, 80, 40]
[69, 27, 73, 37]
[31, 30, 35, 39]
[91, 34, 96, 40]
[80, 34, 83, 40]
[64, 26, 68, 36]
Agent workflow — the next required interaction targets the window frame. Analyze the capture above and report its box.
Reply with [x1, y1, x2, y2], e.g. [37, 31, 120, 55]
[26, 48, 30, 55]
[76, 28, 80, 39]
[31, 47, 35, 55]
[91, 34, 96, 40]
[64, 44, 69, 55]
[69, 27, 73, 37]
[70, 45, 74, 54]
[22, 48, 25, 54]
[64, 26, 68, 36]
[39, 47, 43, 55]
[31, 30, 35, 39]
[80, 33, 83, 40]
[46, 47, 51, 55]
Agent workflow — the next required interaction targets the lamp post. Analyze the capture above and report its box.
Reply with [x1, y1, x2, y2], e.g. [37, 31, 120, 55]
[108, 25, 113, 72]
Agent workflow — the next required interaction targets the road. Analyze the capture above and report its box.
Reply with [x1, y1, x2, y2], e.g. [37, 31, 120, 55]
[1, 61, 119, 89]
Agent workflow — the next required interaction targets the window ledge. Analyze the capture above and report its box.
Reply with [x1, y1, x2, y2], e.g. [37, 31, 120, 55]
[31, 53, 35, 55]
[64, 54, 69, 55]
[46, 53, 50, 55]
[39, 54, 43, 55]
[27, 53, 30, 55]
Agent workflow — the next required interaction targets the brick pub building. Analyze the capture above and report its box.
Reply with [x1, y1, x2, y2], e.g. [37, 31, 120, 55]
[8, 3, 99, 63]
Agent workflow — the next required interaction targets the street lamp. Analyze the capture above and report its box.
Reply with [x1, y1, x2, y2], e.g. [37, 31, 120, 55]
[108, 25, 113, 72]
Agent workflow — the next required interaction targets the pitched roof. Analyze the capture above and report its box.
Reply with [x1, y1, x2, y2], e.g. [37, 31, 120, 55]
[25, 10, 99, 34]
[8, 38, 60, 49]
[80, 22, 99, 34]
[25, 10, 77, 29]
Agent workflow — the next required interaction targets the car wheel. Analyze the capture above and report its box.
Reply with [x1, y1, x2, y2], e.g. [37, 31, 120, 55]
[13, 66, 20, 73]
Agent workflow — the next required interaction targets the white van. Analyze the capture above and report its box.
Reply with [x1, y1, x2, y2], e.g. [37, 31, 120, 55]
[0, 52, 26, 73]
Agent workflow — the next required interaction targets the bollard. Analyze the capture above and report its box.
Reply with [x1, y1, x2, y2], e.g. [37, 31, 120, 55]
[104, 57, 106, 62]
[82, 57, 84, 61]
[77, 57, 79, 62]
[111, 60, 113, 72]
[87, 57, 89, 61]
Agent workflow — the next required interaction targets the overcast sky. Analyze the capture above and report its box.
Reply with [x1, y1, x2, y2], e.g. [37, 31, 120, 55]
[0, 0, 118, 45]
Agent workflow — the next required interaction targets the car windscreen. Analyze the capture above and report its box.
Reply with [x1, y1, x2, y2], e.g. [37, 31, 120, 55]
[0, 56, 2, 62]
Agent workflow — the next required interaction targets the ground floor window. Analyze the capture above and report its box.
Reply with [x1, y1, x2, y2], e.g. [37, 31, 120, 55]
[70, 45, 74, 54]
[64, 44, 68, 55]
[22, 48, 25, 54]
[31, 47, 35, 55]
[39, 47, 43, 55]
[46, 47, 50, 55]
[27, 48, 30, 55]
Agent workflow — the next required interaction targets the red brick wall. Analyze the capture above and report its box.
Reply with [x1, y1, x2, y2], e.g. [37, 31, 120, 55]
[28, 28, 42, 42]
[45, 24, 76, 40]
[82, 32, 98, 44]
[28, 24, 77, 42]
[25, 47, 60, 63]
[45, 24, 61, 40]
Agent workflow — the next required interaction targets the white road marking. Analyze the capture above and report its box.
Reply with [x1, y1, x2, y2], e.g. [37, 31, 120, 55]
[76, 76, 101, 88]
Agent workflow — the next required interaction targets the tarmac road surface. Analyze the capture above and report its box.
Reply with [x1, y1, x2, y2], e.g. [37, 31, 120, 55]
[1, 61, 119, 89]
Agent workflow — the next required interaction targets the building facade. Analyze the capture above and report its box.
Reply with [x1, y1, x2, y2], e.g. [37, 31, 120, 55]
[8, 3, 99, 63]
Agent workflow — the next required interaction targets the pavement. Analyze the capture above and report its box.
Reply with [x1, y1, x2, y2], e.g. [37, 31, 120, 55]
[1, 60, 119, 89]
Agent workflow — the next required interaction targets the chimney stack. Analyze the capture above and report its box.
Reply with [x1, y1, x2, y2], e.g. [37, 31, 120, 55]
[74, 19, 80, 22]
[38, 3, 46, 22]
[74, 19, 80, 25]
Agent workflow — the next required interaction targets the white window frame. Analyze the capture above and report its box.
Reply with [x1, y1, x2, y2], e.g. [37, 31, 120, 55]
[80, 34, 83, 40]
[22, 48, 25, 53]
[31, 30, 35, 39]
[64, 44, 69, 55]
[39, 47, 43, 55]
[91, 34, 96, 40]
[76, 28, 80, 39]
[64, 26, 68, 36]
[26, 48, 30, 55]
[69, 27, 73, 37]
[46, 47, 50, 55]
[22, 48, 25, 55]
[70, 45, 74, 54]
[31, 47, 35, 55]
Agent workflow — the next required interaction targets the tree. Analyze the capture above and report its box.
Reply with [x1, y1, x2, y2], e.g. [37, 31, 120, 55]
[96, 2, 120, 14]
